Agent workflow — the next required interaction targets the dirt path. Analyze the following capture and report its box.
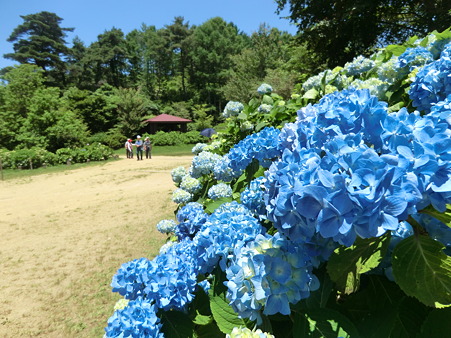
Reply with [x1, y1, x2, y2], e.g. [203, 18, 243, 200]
[0, 155, 193, 337]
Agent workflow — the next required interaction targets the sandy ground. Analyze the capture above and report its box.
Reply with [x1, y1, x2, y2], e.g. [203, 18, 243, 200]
[0, 155, 192, 337]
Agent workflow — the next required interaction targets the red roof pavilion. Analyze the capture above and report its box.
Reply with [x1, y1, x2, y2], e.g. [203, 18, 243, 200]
[144, 114, 192, 134]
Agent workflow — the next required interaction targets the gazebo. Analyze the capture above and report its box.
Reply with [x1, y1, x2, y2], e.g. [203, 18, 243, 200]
[143, 114, 192, 134]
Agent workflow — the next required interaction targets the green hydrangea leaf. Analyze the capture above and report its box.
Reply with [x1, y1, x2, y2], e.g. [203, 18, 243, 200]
[327, 236, 390, 294]
[418, 308, 451, 337]
[193, 312, 212, 325]
[160, 310, 194, 338]
[419, 204, 451, 228]
[292, 309, 360, 338]
[209, 292, 247, 334]
[392, 234, 451, 307]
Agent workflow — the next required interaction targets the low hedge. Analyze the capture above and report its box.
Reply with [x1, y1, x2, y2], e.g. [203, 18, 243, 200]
[145, 131, 207, 146]
[0, 144, 114, 170]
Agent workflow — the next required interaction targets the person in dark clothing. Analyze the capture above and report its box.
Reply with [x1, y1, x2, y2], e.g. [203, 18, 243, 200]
[144, 137, 152, 159]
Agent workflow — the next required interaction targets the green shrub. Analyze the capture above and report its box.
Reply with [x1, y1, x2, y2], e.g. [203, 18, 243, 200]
[88, 129, 126, 149]
[0, 147, 58, 169]
[146, 131, 207, 146]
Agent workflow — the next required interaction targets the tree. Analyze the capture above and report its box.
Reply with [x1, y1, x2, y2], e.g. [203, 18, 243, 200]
[188, 17, 249, 112]
[276, 0, 451, 67]
[221, 25, 295, 102]
[17, 87, 89, 151]
[1, 64, 44, 117]
[163, 17, 193, 100]
[114, 87, 147, 137]
[4, 11, 74, 86]
[62, 84, 119, 134]
[87, 28, 129, 88]
[66, 36, 96, 90]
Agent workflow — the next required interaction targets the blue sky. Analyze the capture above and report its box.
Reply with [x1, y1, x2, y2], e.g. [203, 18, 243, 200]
[0, 0, 297, 69]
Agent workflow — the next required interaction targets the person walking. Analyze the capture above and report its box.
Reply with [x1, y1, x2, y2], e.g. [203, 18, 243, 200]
[125, 139, 133, 158]
[144, 137, 152, 159]
[135, 135, 143, 161]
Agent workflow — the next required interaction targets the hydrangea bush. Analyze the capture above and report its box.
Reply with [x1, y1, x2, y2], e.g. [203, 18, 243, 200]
[105, 29, 451, 337]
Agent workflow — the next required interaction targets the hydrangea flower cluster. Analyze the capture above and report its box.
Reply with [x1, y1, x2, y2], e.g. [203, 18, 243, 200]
[208, 182, 233, 200]
[156, 219, 177, 234]
[193, 201, 265, 273]
[192, 143, 207, 155]
[180, 175, 202, 194]
[226, 127, 282, 174]
[257, 83, 273, 95]
[350, 78, 389, 99]
[225, 233, 319, 323]
[265, 87, 451, 247]
[343, 55, 376, 76]
[111, 257, 152, 300]
[257, 104, 272, 113]
[172, 188, 192, 204]
[409, 53, 451, 112]
[171, 166, 187, 185]
[143, 239, 198, 311]
[240, 177, 266, 220]
[223, 101, 245, 118]
[376, 57, 400, 83]
[105, 298, 163, 337]
[175, 202, 207, 239]
[396, 46, 433, 74]
[441, 42, 451, 58]
[227, 327, 275, 338]
[203, 140, 221, 152]
[190, 151, 222, 178]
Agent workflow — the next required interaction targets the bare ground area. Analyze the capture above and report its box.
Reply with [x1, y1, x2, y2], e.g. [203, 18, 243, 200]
[0, 155, 192, 337]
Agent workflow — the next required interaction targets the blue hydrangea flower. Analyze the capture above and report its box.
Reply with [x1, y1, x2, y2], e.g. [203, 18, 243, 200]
[192, 143, 207, 155]
[241, 177, 267, 220]
[223, 101, 245, 118]
[263, 88, 450, 248]
[257, 83, 273, 95]
[175, 202, 208, 239]
[225, 233, 319, 324]
[208, 183, 233, 200]
[397, 47, 433, 74]
[156, 219, 177, 234]
[180, 175, 202, 194]
[144, 239, 198, 311]
[213, 155, 238, 182]
[171, 166, 187, 185]
[343, 55, 376, 76]
[226, 127, 282, 175]
[193, 201, 265, 274]
[190, 151, 222, 178]
[111, 258, 152, 300]
[105, 297, 163, 337]
[409, 55, 451, 113]
[172, 188, 192, 204]
[441, 42, 451, 59]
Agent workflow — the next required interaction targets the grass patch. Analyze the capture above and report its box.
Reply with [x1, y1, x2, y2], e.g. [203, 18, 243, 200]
[0, 144, 194, 181]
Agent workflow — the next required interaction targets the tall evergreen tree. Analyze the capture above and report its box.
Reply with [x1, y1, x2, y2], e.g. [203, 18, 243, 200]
[4, 11, 74, 87]
[188, 17, 248, 112]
